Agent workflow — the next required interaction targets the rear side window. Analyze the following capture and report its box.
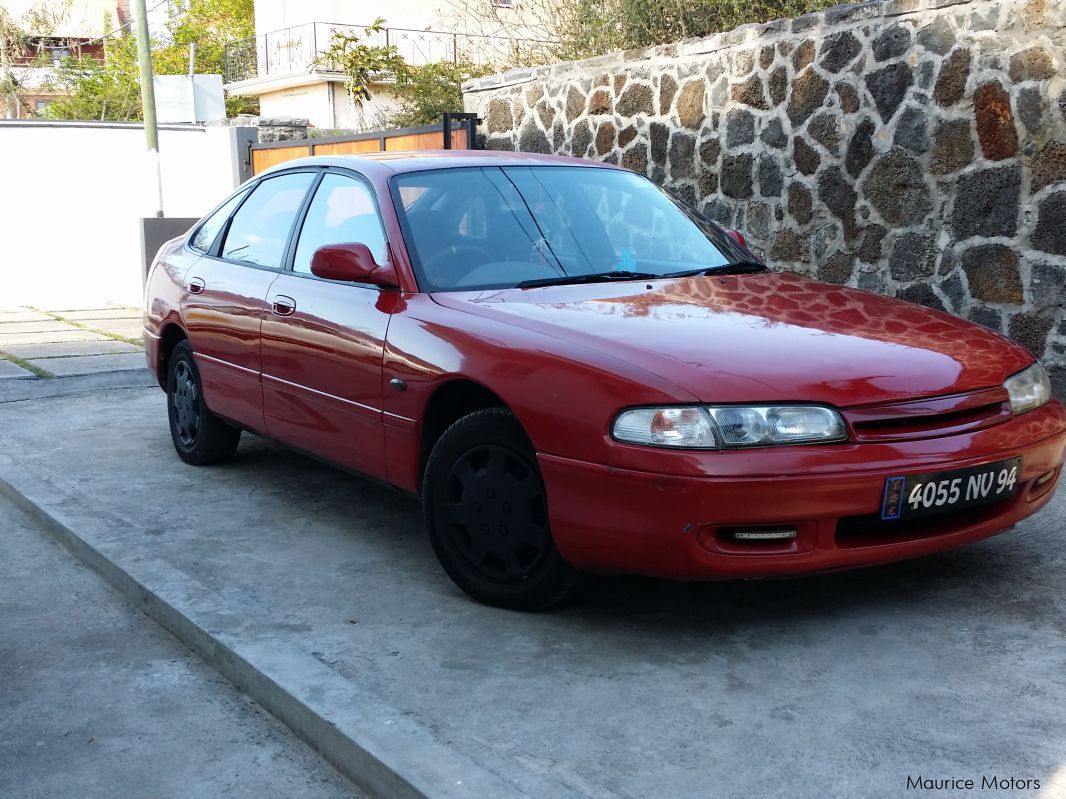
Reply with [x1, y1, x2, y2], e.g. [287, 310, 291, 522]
[220, 172, 315, 268]
[292, 173, 388, 274]
[189, 188, 248, 253]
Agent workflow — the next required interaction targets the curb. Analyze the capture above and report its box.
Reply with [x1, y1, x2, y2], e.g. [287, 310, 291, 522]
[0, 461, 573, 799]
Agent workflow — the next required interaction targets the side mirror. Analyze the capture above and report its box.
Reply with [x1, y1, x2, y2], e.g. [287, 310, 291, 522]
[725, 229, 748, 249]
[310, 243, 398, 289]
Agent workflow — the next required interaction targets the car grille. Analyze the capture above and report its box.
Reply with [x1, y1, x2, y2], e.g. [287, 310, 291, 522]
[842, 387, 1011, 443]
[835, 496, 1016, 548]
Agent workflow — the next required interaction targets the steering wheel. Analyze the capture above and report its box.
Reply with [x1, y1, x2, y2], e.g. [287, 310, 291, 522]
[423, 243, 493, 285]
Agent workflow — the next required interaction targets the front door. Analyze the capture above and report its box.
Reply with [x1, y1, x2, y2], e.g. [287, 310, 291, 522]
[182, 170, 317, 432]
[260, 170, 395, 479]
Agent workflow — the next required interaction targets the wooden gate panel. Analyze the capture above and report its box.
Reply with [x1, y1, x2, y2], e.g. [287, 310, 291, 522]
[250, 123, 474, 174]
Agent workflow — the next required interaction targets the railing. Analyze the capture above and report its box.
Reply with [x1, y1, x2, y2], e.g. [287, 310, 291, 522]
[224, 21, 550, 84]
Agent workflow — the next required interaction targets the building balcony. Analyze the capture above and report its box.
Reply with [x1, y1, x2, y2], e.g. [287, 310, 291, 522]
[223, 21, 547, 86]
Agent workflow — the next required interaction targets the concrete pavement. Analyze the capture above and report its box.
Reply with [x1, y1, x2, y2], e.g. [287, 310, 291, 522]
[0, 493, 361, 799]
[2, 384, 1066, 798]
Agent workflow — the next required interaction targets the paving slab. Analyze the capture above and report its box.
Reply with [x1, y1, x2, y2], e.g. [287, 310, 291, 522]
[53, 307, 142, 321]
[0, 330, 112, 346]
[4, 339, 142, 359]
[25, 352, 149, 377]
[0, 359, 35, 379]
[89, 320, 145, 339]
[0, 496, 362, 799]
[0, 309, 52, 322]
[0, 371, 156, 403]
[1, 388, 1065, 798]
[0, 320, 78, 334]
[37, 305, 118, 313]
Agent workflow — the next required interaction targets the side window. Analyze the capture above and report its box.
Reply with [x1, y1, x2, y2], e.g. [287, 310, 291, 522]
[190, 188, 248, 253]
[220, 171, 315, 268]
[293, 173, 388, 274]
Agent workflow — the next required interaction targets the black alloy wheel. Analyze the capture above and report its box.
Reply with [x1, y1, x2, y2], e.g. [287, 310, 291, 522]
[166, 340, 241, 465]
[422, 408, 581, 610]
[442, 443, 551, 581]
[171, 357, 200, 448]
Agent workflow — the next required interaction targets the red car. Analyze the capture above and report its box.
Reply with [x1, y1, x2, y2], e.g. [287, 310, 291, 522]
[145, 151, 1065, 610]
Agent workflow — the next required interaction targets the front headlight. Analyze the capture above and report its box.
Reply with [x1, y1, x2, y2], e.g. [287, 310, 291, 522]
[611, 405, 847, 449]
[1004, 363, 1052, 414]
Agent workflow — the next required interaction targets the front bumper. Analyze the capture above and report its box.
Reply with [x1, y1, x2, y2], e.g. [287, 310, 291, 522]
[538, 401, 1066, 579]
[144, 328, 162, 387]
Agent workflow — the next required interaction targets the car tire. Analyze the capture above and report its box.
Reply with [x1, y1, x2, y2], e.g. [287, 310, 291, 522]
[166, 340, 241, 465]
[422, 408, 582, 611]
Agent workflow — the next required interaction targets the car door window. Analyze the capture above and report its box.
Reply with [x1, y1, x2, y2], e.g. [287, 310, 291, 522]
[190, 188, 249, 254]
[292, 173, 388, 274]
[220, 172, 315, 268]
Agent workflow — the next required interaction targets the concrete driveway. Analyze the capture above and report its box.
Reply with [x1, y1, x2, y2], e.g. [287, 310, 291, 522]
[2, 385, 1065, 798]
[0, 306, 154, 401]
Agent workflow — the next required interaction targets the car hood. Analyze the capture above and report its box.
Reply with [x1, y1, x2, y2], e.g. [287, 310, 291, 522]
[432, 272, 1033, 408]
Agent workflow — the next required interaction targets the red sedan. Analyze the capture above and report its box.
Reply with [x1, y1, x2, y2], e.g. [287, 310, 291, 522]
[145, 151, 1065, 610]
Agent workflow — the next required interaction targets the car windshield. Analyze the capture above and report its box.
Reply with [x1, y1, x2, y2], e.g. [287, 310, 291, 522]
[390, 166, 754, 292]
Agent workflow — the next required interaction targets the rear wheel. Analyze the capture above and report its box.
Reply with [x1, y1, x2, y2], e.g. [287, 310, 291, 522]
[422, 408, 581, 610]
[166, 340, 241, 465]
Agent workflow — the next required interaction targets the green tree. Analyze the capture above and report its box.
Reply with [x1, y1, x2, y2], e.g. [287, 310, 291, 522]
[46, 24, 140, 120]
[389, 59, 493, 128]
[47, 0, 258, 121]
[154, 0, 258, 115]
[312, 18, 412, 130]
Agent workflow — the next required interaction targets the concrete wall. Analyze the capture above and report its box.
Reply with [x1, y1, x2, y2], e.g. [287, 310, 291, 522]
[0, 121, 251, 309]
[463, 0, 1066, 394]
[259, 84, 336, 129]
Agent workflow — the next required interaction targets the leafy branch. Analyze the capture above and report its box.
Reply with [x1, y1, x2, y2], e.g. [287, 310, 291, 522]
[313, 18, 412, 100]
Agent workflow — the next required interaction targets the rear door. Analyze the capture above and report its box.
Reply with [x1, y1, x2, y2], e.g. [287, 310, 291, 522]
[260, 169, 395, 479]
[181, 170, 317, 432]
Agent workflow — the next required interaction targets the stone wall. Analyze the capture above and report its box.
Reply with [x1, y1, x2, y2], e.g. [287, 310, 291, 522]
[463, 0, 1066, 394]
[212, 115, 310, 142]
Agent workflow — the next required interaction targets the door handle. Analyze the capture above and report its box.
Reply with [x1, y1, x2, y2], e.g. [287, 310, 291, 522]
[188, 277, 205, 295]
[271, 295, 296, 317]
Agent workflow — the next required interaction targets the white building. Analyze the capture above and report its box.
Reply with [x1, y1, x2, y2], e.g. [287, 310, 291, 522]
[223, 0, 551, 131]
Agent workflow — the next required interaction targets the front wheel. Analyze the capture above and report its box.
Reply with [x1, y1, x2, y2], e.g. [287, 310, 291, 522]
[422, 408, 581, 610]
[166, 340, 241, 465]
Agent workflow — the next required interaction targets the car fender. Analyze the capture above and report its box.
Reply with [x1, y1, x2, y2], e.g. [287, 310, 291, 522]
[381, 293, 698, 491]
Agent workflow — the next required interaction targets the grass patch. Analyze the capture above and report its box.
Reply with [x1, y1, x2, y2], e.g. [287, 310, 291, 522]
[0, 351, 53, 378]
[33, 309, 143, 347]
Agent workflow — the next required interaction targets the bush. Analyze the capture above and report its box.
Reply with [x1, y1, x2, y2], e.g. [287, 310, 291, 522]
[551, 0, 858, 59]
[389, 60, 494, 128]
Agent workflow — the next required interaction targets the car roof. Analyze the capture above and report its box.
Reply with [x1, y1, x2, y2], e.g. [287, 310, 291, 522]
[257, 149, 622, 180]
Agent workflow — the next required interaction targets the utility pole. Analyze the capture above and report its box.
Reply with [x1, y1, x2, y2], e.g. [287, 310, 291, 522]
[133, 0, 163, 217]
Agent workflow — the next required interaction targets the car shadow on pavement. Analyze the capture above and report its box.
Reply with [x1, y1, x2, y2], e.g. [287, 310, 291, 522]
[223, 434, 1049, 638]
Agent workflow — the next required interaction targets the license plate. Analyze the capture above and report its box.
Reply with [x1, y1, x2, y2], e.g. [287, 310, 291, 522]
[881, 457, 1022, 521]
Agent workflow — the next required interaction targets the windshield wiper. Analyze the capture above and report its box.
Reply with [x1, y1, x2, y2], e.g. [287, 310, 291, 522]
[663, 261, 768, 278]
[517, 270, 661, 288]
